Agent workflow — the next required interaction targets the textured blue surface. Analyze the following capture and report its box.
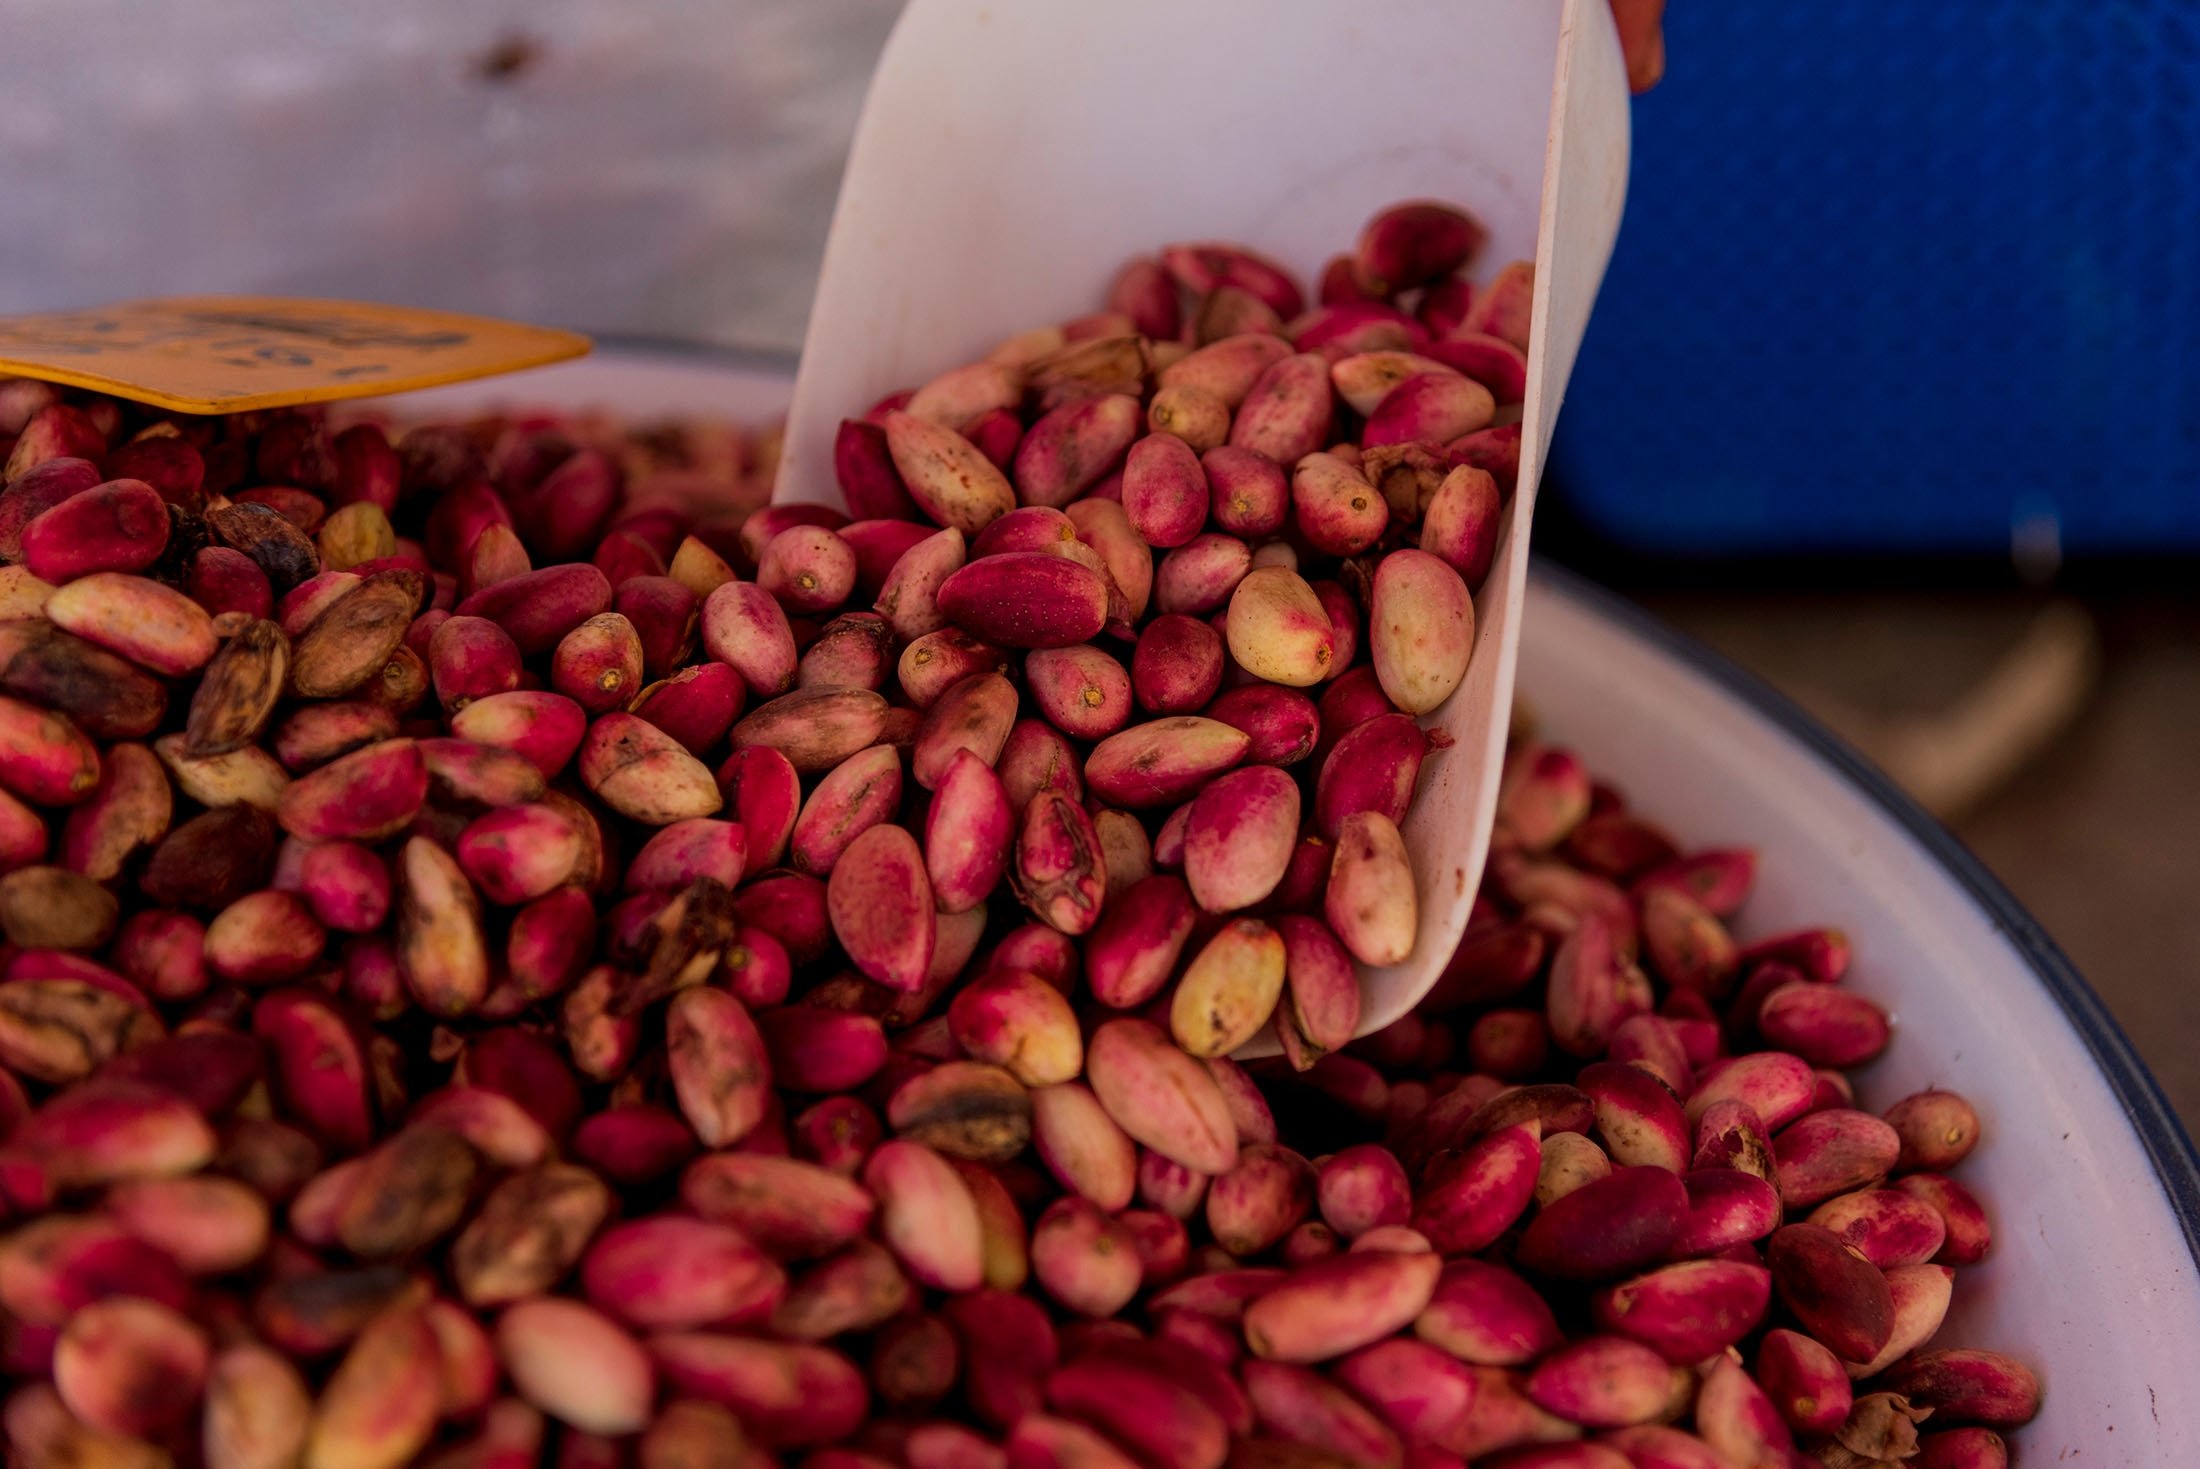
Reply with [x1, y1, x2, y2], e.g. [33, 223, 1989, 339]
[1550, 2, 2200, 555]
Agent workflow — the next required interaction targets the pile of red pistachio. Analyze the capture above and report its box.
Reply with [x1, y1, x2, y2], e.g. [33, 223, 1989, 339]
[0, 199, 2032, 1469]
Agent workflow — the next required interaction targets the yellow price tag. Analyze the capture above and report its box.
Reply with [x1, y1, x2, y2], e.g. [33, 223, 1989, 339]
[0, 297, 592, 415]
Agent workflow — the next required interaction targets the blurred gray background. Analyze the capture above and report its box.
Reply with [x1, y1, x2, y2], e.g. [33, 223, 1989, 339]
[0, 0, 900, 353]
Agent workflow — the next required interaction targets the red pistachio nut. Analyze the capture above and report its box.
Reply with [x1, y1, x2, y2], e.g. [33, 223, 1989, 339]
[1240, 1359, 1404, 1467]
[1182, 766, 1299, 916]
[1844, 1261, 1955, 1378]
[0, 457, 103, 563]
[498, 1297, 654, 1437]
[1242, 1247, 1441, 1363]
[1086, 1018, 1238, 1176]
[1589, 1257, 1771, 1364]
[1357, 201, 1486, 293]
[22, 478, 171, 582]
[1766, 1222, 1895, 1363]
[1030, 1081, 1136, 1210]
[884, 411, 1016, 535]
[51, 1295, 210, 1438]
[1229, 354, 1334, 467]
[1045, 1346, 1228, 1469]
[1883, 1089, 1982, 1172]
[1671, 1169, 1782, 1257]
[1878, 1350, 2042, 1430]
[1085, 876, 1198, 1010]
[1274, 914, 1361, 1069]
[1695, 1352, 1796, 1469]
[1225, 567, 1335, 688]
[1514, 1165, 1688, 1283]
[1914, 1427, 2013, 1469]
[1326, 810, 1417, 967]
[1524, 1335, 1688, 1430]
[666, 986, 771, 1147]
[1170, 918, 1287, 1059]
[1030, 1196, 1141, 1319]
[306, 1301, 443, 1469]
[1807, 1188, 1949, 1269]
[1687, 1050, 1817, 1133]
[864, 1140, 985, 1294]
[1205, 1144, 1315, 1258]
[1755, 981, 1891, 1068]
[1365, 371, 1495, 451]
[1011, 792, 1107, 937]
[204, 1342, 315, 1469]
[1754, 1327, 1854, 1436]
[1894, 1172, 1994, 1265]
[1772, 1108, 1901, 1208]
[829, 823, 937, 992]
[1155, 533, 1252, 618]
[1411, 1121, 1542, 1257]
[1011, 395, 1142, 511]
[682, 1151, 875, 1260]
[1086, 717, 1250, 809]
[582, 1214, 784, 1332]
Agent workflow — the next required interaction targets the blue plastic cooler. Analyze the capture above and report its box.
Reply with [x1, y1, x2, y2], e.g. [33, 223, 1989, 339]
[1549, 1, 2200, 558]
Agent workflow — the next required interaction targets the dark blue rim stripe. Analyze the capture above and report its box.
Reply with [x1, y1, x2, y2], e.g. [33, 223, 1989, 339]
[546, 341, 2200, 1263]
[1533, 559, 2200, 1267]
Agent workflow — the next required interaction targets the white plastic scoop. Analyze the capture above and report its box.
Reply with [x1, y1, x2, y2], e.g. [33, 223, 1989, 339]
[776, 0, 1633, 1039]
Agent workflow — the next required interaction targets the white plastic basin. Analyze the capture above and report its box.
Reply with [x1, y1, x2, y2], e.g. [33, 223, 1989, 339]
[402, 346, 2200, 1465]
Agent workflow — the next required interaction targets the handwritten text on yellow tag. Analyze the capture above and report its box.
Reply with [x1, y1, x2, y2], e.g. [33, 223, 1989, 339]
[0, 297, 591, 415]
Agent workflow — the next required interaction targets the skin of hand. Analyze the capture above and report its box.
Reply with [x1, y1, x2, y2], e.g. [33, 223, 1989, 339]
[1610, 0, 1666, 93]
